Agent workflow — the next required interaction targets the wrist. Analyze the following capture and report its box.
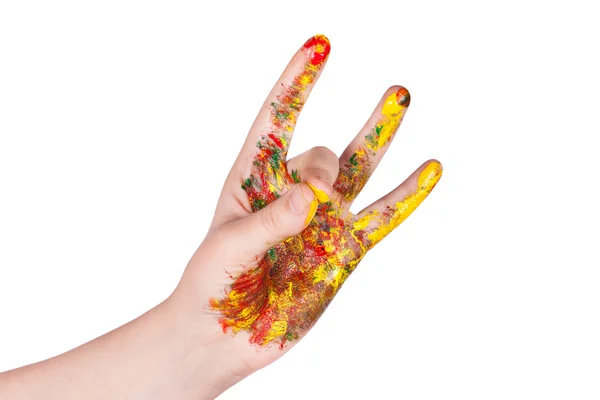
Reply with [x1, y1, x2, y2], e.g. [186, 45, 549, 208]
[163, 286, 253, 399]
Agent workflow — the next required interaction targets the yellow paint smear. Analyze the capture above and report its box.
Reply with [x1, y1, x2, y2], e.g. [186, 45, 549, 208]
[262, 319, 288, 344]
[354, 161, 442, 248]
[367, 92, 407, 150]
[299, 73, 313, 86]
[382, 93, 402, 116]
[307, 183, 330, 202]
[304, 198, 318, 225]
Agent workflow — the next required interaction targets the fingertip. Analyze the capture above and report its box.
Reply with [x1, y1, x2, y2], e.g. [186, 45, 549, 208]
[418, 159, 443, 190]
[424, 159, 443, 172]
[306, 180, 332, 203]
[426, 159, 443, 175]
[303, 34, 331, 66]
[383, 85, 410, 106]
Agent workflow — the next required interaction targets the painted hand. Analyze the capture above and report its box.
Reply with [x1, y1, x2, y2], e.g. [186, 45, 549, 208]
[178, 34, 442, 376]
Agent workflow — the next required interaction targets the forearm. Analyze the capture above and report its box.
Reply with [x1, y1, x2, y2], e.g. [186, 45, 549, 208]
[0, 295, 233, 400]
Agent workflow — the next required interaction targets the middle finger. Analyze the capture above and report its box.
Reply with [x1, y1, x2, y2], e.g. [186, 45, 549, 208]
[334, 85, 411, 204]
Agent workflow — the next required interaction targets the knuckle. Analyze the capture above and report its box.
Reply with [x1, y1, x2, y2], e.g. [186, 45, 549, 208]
[306, 146, 339, 183]
[312, 145, 337, 161]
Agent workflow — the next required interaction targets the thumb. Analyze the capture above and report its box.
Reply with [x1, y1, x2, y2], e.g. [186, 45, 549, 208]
[224, 182, 329, 256]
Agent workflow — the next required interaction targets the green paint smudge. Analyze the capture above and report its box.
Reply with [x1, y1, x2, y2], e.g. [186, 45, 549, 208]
[291, 169, 301, 183]
[253, 198, 267, 210]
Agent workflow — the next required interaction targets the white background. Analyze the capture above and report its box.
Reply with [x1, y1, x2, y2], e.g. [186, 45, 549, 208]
[1, 1, 599, 399]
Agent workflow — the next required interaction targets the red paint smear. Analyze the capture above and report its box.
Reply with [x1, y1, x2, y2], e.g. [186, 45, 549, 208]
[210, 34, 369, 347]
[212, 199, 367, 346]
[268, 133, 284, 149]
[303, 35, 331, 66]
[209, 263, 269, 332]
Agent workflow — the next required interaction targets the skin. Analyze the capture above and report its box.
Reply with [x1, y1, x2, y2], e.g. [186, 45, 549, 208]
[0, 34, 442, 399]
[209, 35, 441, 347]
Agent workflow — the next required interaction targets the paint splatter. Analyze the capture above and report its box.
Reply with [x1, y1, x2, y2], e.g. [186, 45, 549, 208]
[334, 87, 411, 202]
[353, 161, 442, 249]
[234, 35, 331, 213]
[303, 35, 331, 66]
[210, 36, 440, 347]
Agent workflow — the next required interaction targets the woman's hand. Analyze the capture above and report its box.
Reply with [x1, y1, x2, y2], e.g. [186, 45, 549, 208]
[0, 34, 442, 400]
[175, 33, 442, 390]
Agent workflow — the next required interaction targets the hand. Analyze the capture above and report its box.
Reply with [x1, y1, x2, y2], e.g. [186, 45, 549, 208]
[177, 34, 442, 382]
[0, 34, 442, 400]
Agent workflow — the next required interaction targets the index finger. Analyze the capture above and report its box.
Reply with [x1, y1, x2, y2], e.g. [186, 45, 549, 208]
[233, 34, 331, 179]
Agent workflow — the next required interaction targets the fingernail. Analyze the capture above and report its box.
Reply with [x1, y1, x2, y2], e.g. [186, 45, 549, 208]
[303, 34, 331, 66]
[289, 184, 315, 215]
[306, 183, 330, 203]
[381, 87, 411, 118]
[396, 87, 411, 107]
[304, 198, 318, 225]
[417, 161, 443, 192]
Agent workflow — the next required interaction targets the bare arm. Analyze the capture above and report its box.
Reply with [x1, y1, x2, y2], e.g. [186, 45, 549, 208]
[0, 295, 241, 400]
[0, 33, 442, 399]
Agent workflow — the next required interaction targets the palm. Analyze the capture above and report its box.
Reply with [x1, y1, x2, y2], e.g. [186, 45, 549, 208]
[208, 35, 441, 349]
